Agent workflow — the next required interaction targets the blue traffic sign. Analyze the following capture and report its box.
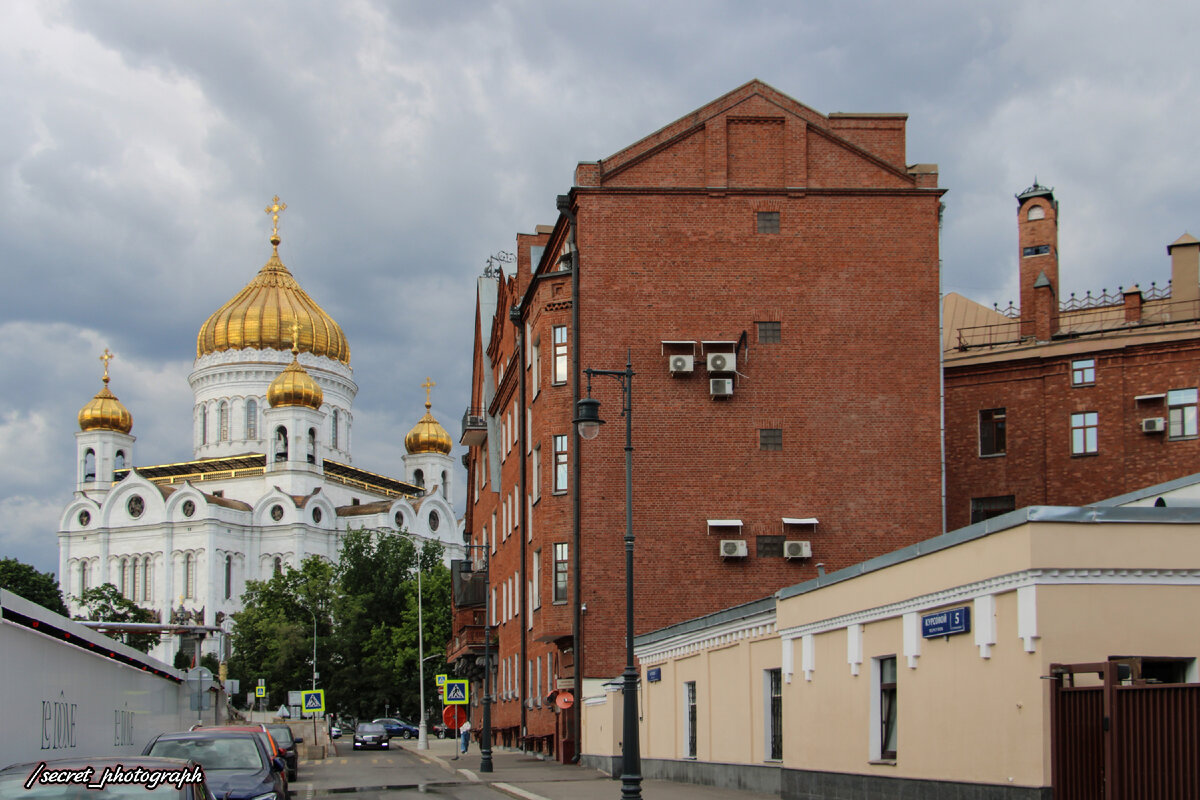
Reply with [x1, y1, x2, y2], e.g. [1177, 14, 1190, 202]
[922, 606, 971, 638]
[444, 679, 469, 705]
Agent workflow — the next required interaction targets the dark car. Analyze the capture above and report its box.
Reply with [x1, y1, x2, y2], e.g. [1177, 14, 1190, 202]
[265, 724, 302, 781]
[188, 725, 288, 791]
[353, 722, 390, 750]
[372, 717, 418, 740]
[0, 756, 210, 800]
[142, 730, 286, 800]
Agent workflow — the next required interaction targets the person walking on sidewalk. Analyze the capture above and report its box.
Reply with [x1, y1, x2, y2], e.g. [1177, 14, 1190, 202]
[459, 719, 472, 755]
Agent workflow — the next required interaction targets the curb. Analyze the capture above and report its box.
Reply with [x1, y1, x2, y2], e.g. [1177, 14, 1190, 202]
[491, 783, 552, 800]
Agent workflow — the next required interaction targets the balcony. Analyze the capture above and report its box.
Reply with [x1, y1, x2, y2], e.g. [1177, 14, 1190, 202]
[446, 623, 496, 665]
[461, 407, 487, 446]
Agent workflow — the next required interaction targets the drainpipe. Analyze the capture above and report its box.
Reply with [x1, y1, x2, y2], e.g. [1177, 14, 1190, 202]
[557, 192, 582, 763]
[510, 302, 528, 743]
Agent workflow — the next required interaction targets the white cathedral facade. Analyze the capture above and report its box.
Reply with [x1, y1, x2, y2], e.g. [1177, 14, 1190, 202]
[57, 211, 464, 664]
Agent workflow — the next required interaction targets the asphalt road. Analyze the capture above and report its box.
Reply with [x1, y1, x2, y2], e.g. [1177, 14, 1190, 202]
[296, 744, 502, 800]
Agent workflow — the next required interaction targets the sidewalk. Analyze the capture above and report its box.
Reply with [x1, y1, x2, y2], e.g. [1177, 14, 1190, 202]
[401, 736, 779, 800]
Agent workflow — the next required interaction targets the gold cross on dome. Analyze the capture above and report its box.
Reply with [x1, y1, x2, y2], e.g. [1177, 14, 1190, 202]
[422, 376, 436, 407]
[99, 349, 114, 382]
[264, 195, 287, 239]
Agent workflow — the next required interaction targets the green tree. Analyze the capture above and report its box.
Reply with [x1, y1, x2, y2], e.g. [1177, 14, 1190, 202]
[227, 556, 335, 710]
[0, 557, 69, 616]
[74, 583, 159, 652]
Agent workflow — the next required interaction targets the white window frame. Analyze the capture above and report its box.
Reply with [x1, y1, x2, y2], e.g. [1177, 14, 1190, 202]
[1071, 358, 1095, 386]
[553, 434, 568, 493]
[1168, 388, 1198, 439]
[1071, 411, 1098, 455]
[553, 325, 568, 384]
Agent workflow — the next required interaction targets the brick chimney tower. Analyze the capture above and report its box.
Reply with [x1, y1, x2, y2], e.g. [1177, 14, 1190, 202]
[1016, 181, 1059, 340]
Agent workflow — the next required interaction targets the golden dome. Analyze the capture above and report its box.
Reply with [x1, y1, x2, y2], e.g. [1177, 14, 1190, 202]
[267, 349, 324, 410]
[405, 377, 452, 455]
[195, 205, 350, 363]
[78, 349, 133, 433]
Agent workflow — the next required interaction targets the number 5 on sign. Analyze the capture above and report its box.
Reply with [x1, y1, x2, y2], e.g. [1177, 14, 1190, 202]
[444, 679, 469, 705]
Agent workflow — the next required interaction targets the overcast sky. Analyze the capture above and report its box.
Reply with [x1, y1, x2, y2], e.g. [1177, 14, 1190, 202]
[3, 1, 1199, 576]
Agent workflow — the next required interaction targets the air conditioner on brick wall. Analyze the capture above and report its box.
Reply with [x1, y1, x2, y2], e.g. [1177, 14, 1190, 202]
[783, 540, 812, 559]
[669, 354, 694, 374]
[710, 378, 734, 397]
[1141, 417, 1166, 433]
[707, 352, 736, 372]
[720, 539, 748, 558]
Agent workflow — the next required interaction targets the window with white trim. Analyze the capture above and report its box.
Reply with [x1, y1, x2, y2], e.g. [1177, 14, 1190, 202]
[553, 326, 568, 384]
[553, 434, 568, 493]
[553, 543, 568, 603]
[1071, 358, 1095, 386]
[533, 549, 542, 609]
[1168, 388, 1198, 439]
[1071, 411, 1098, 455]
[874, 656, 898, 761]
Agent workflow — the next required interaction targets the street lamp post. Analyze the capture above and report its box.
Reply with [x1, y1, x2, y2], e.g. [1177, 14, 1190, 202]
[464, 542, 494, 773]
[573, 351, 641, 800]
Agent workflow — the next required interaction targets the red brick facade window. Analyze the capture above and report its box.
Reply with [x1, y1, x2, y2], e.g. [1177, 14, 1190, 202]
[759, 428, 783, 450]
[552, 542, 568, 603]
[1071, 412, 1098, 455]
[553, 325, 568, 384]
[756, 321, 781, 343]
[979, 408, 1006, 456]
[756, 211, 780, 234]
[553, 434, 568, 493]
[970, 495, 1015, 524]
[1071, 359, 1095, 386]
[1168, 388, 1198, 439]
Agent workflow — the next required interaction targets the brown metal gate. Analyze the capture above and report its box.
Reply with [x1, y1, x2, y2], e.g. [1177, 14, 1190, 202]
[1050, 660, 1200, 799]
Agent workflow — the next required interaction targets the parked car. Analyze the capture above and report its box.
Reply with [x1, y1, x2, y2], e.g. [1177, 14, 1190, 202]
[265, 724, 301, 782]
[329, 725, 342, 739]
[188, 724, 288, 789]
[373, 717, 418, 739]
[353, 722, 390, 750]
[0, 756, 211, 800]
[428, 721, 450, 739]
[142, 730, 286, 800]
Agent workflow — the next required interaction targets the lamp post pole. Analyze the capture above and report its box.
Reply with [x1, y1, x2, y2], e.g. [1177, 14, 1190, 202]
[574, 352, 641, 800]
[416, 560, 428, 750]
[477, 543, 494, 772]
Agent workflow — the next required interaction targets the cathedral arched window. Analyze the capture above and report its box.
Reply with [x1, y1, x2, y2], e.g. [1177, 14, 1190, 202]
[275, 426, 288, 462]
[114, 450, 126, 472]
[83, 449, 96, 482]
[246, 399, 258, 440]
[219, 402, 229, 441]
[331, 410, 339, 449]
[224, 555, 232, 600]
[119, 558, 128, 597]
[80, 561, 90, 594]
[414, 469, 425, 488]
[307, 428, 317, 464]
[130, 557, 139, 601]
[199, 405, 208, 444]
[142, 556, 152, 602]
[273, 556, 282, 576]
[442, 471, 449, 499]
[184, 553, 195, 599]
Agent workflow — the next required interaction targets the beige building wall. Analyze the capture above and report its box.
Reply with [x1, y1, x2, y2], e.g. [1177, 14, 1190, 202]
[631, 511, 1200, 794]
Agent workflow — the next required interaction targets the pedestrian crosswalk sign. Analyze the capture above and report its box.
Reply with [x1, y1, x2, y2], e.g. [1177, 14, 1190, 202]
[444, 679, 469, 705]
[255, 686, 266, 698]
[300, 689, 325, 714]
[435, 674, 447, 686]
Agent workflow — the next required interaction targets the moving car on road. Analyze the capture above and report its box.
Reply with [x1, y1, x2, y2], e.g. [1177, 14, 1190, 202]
[142, 730, 286, 800]
[353, 722, 390, 750]
[265, 724, 301, 782]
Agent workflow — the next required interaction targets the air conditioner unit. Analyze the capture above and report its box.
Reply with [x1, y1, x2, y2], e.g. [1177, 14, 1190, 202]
[783, 540, 812, 560]
[710, 378, 734, 397]
[720, 539, 748, 558]
[707, 351, 736, 372]
[1141, 417, 1166, 433]
[669, 354, 694, 374]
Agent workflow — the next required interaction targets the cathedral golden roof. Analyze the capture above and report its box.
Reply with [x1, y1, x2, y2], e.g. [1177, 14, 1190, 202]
[267, 327, 325, 410]
[405, 377, 452, 455]
[195, 197, 350, 364]
[78, 349, 133, 434]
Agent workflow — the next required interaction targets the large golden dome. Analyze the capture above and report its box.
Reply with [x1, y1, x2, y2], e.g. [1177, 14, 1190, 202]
[196, 206, 350, 363]
[405, 378, 452, 455]
[78, 350, 133, 433]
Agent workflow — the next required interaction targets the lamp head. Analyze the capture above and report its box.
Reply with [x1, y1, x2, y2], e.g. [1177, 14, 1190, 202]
[573, 397, 605, 440]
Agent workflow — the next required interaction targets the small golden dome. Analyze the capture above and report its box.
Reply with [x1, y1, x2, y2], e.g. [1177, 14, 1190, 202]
[195, 205, 350, 363]
[267, 352, 324, 410]
[78, 349, 133, 433]
[405, 377, 452, 455]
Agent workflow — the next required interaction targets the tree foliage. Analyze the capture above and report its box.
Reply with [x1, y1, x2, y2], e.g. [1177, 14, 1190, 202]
[227, 528, 452, 726]
[74, 583, 159, 652]
[0, 557, 69, 616]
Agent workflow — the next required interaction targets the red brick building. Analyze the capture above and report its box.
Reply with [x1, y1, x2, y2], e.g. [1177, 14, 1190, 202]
[944, 182, 1200, 530]
[448, 80, 945, 761]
